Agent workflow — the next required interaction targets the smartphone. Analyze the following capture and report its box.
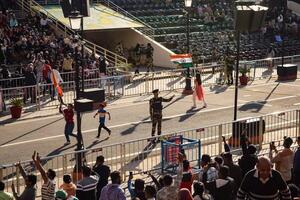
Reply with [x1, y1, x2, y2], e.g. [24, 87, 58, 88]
[129, 171, 133, 176]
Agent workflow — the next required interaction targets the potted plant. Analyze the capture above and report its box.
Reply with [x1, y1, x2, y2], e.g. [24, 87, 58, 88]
[10, 98, 23, 119]
[239, 67, 250, 86]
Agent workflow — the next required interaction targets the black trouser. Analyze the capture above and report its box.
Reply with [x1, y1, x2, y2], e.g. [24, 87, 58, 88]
[97, 123, 111, 137]
[151, 114, 162, 137]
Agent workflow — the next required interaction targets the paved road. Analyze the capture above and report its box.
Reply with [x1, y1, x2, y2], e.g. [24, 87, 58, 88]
[1, 80, 300, 164]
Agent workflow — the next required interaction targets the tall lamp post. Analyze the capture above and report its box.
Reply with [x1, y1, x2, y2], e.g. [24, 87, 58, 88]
[183, 0, 193, 94]
[69, 11, 84, 150]
[233, 1, 268, 120]
[281, 0, 287, 67]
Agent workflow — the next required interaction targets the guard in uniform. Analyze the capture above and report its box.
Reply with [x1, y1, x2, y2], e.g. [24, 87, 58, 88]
[149, 89, 175, 137]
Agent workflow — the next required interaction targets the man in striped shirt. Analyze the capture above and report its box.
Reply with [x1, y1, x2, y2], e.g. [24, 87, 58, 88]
[76, 165, 99, 200]
[32, 151, 56, 200]
[237, 156, 291, 200]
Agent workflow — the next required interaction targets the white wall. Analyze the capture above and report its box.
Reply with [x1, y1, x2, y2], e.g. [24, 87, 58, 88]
[288, 1, 300, 16]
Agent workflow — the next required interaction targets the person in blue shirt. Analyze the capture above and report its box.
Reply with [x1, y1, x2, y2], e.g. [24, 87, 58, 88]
[93, 103, 111, 138]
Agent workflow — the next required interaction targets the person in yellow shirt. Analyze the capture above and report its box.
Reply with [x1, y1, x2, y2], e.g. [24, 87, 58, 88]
[62, 54, 73, 72]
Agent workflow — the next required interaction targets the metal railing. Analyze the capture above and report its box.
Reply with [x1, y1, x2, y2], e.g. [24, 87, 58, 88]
[17, 0, 128, 67]
[1, 108, 299, 196]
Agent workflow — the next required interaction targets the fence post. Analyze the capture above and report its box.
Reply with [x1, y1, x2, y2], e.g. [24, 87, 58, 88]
[16, 166, 20, 194]
[0, 168, 2, 180]
[218, 124, 223, 154]
[119, 143, 126, 181]
[151, 73, 154, 93]
[62, 155, 67, 175]
[297, 110, 300, 138]
[292, 55, 294, 64]
[36, 85, 40, 111]
[259, 116, 264, 150]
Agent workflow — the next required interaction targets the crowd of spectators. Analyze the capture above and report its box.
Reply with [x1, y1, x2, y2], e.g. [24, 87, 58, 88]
[1, 134, 300, 200]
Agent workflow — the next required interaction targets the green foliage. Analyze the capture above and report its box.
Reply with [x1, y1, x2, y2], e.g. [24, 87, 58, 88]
[239, 67, 250, 76]
[10, 98, 23, 107]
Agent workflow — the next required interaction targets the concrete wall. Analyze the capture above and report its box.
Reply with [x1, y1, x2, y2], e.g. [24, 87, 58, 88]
[84, 28, 176, 68]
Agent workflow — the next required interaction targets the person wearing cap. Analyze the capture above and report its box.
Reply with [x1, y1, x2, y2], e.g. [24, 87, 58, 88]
[269, 137, 294, 183]
[149, 89, 174, 139]
[93, 102, 111, 138]
[55, 190, 78, 200]
[293, 136, 300, 186]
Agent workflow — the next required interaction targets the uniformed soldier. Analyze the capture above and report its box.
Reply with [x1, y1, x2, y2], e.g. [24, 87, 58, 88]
[149, 89, 175, 138]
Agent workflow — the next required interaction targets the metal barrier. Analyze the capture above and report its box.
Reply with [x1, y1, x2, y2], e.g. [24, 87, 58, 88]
[1, 108, 299, 195]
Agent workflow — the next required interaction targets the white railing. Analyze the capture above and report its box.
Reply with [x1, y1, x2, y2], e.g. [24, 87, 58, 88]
[1, 108, 299, 196]
[17, 0, 127, 67]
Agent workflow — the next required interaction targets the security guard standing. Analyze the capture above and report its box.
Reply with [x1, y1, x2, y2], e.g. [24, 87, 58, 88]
[149, 89, 175, 138]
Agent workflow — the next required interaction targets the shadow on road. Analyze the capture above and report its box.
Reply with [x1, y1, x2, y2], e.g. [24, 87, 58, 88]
[209, 85, 229, 94]
[85, 137, 110, 149]
[0, 117, 63, 146]
[178, 107, 204, 122]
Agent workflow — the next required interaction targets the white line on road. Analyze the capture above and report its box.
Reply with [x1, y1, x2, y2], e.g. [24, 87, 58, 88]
[0, 94, 296, 148]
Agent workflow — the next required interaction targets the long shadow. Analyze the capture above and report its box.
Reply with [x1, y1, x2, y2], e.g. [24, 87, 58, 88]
[85, 137, 109, 149]
[166, 76, 182, 87]
[120, 95, 184, 136]
[202, 73, 213, 82]
[209, 84, 229, 94]
[0, 117, 63, 146]
[178, 107, 204, 122]
[119, 141, 158, 172]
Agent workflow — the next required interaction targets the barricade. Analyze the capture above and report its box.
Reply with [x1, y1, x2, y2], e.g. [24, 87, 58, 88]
[1, 108, 299, 196]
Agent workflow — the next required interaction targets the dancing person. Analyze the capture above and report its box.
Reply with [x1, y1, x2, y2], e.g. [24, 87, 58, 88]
[192, 73, 207, 108]
[59, 104, 77, 145]
[93, 102, 111, 138]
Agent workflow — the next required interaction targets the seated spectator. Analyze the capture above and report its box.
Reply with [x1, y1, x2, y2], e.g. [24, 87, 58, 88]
[237, 156, 291, 200]
[205, 165, 235, 200]
[238, 134, 258, 176]
[144, 185, 156, 200]
[0, 181, 13, 200]
[198, 154, 218, 183]
[76, 165, 98, 200]
[192, 181, 211, 200]
[55, 190, 78, 200]
[93, 155, 110, 199]
[100, 171, 126, 200]
[269, 137, 294, 183]
[178, 188, 193, 200]
[32, 151, 56, 200]
[156, 153, 183, 200]
[59, 174, 76, 199]
[11, 162, 37, 200]
[293, 136, 300, 186]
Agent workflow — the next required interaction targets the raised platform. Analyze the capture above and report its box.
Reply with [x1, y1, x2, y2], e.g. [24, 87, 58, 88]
[34, 4, 144, 30]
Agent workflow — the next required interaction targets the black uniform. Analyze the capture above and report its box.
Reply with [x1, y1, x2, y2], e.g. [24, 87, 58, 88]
[149, 96, 173, 136]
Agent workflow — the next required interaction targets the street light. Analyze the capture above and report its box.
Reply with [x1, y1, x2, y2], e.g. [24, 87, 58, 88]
[183, 0, 193, 95]
[69, 10, 84, 150]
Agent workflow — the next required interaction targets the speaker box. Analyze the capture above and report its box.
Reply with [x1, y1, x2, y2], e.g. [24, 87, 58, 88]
[60, 0, 72, 18]
[71, 0, 90, 17]
[75, 98, 94, 112]
[80, 88, 105, 103]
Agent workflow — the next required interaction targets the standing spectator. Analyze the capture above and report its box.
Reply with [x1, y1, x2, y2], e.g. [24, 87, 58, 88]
[62, 54, 73, 72]
[192, 181, 211, 200]
[0, 65, 10, 79]
[269, 137, 294, 183]
[76, 165, 98, 200]
[8, 14, 17, 28]
[59, 104, 77, 145]
[149, 89, 174, 139]
[98, 56, 108, 88]
[32, 151, 56, 200]
[23, 64, 36, 104]
[146, 43, 154, 72]
[128, 178, 146, 200]
[145, 185, 156, 200]
[192, 73, 207, 108]
[238, 134, 258, 176]
[237, 156, 291, 200]
[11, 162, 37, 200]
[93, 155, 111, 199]
[156, 153, 183, 200]
[266, 46, 275, 71]
[93, 102, 111, 138]
[198, 154, 218, 183]
[205, 166, 235, 200]
[34, 53, 45, 84]
[100, 171, 126, 200]
[134, 43, 141, 74]
[0, 181, 13, 200]
[177, 188, 193, 200]
[59, 175, 76, 199]
[293, 136, 300, 186]
[40, 15, 51, 29]
[222, 152, 243, 194]
[50, 65, 63, 101]
[180, 160, 193, 192]
[42, 60, 53, 97]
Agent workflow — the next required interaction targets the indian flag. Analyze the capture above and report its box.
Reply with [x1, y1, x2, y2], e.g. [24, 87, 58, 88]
[170, 54, 193, 68]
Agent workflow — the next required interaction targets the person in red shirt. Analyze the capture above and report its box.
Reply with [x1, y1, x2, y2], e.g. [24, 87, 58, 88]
[60, 104, 77, 145]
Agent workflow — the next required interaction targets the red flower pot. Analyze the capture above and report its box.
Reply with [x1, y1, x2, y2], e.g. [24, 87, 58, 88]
[10, 106, 22, 119]
[239, 75, 248, 86]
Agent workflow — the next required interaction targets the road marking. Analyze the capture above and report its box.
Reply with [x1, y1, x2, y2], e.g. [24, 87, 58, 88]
[0, 94, 296, 148]
[293, 103, 300, 106]
[243, 95, 251, 97]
